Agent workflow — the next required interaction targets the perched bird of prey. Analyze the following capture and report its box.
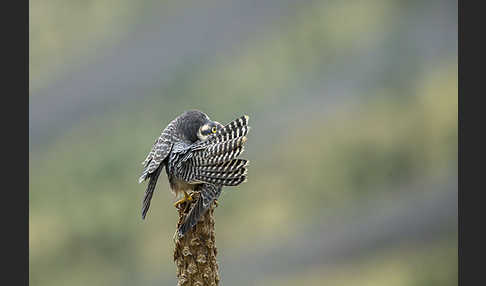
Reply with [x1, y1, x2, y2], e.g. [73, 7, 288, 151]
[138, 110, 250, 237]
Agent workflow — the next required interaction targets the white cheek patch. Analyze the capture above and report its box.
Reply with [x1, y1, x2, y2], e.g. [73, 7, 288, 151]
[198, 125, 211, 141]
[197, 133, 209, 141]
[200, 125, 210, 133]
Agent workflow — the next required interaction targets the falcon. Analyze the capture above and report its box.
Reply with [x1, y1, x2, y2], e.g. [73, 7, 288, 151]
[138, 110, 250, 237]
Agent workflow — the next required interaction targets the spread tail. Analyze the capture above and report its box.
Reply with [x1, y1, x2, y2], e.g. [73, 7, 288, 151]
[189, 115, 251, 186]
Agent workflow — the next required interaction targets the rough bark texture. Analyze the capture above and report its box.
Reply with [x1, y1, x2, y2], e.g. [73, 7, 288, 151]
[174, 194, 220, 286]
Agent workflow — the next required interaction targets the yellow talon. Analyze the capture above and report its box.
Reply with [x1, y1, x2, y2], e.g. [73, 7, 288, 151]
[174, 191, 193, 207]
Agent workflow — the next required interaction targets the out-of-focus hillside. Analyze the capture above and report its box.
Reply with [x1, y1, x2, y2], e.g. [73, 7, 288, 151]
[29, 0, 177, 92]
[29, 0, 457, 285]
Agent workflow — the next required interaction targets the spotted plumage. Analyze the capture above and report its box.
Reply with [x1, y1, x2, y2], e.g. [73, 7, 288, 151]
[138, 110, 250, 236]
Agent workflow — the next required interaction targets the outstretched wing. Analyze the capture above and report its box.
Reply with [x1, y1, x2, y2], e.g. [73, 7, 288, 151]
[138, 119, 178, 183]
[174, 115, 251, 186]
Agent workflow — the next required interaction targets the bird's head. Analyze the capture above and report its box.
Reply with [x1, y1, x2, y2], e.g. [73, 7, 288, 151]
[197, 120, 224, 141]
[177, 110, 223, 143]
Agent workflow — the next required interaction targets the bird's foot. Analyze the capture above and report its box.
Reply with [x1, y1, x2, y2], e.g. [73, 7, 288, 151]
[174, 192, 193, 208]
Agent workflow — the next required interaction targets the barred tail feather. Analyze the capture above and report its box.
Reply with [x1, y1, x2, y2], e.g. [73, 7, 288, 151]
[185, 114, 250, 186]
[204, 136, 247, 157]
[192, 146, 245, 166]
[197, 176, 247, 186]
[141, 165, 162, 219]
[190, 158, 248, 186]
[210, 118, 250, 144]
[197, 159, 248, 173]
[195, 115, 250, 148]
[196, 166, 247, 180]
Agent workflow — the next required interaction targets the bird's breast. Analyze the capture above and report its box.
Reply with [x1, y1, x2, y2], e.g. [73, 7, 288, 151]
[169, 176, 196, 197]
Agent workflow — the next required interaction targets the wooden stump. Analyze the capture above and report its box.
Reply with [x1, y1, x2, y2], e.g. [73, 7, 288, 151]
[174, 196, 220, 286]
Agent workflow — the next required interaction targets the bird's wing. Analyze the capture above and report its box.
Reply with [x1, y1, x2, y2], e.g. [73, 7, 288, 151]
[141, 164, 163, 219]
[176, 115, 251, 186]
[138, 119, 177, 183]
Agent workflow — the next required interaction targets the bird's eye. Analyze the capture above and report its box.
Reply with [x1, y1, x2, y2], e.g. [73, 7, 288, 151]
[212, 127, 218, 133]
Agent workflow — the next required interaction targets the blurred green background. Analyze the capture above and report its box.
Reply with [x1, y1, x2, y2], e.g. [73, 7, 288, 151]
[29, 0, 457, 285]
